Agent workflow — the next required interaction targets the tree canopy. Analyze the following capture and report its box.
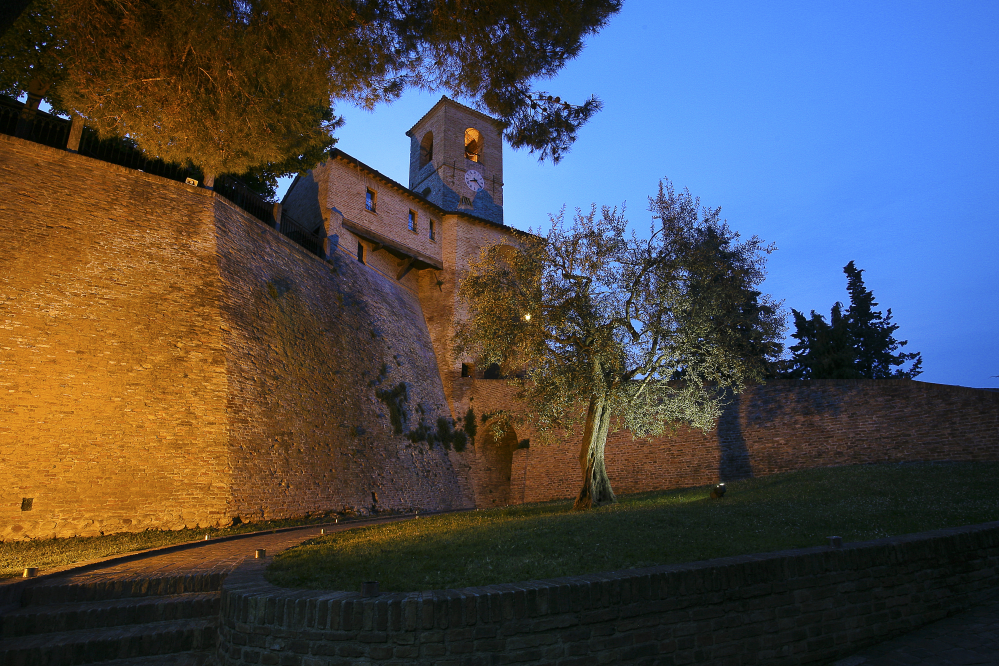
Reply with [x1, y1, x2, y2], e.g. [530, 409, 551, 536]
[1, 0, 620, 180]
[785, 261, 923, 379]
[456, 180, 785, 509]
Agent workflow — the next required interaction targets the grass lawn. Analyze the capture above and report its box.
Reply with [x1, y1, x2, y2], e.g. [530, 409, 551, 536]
[266, 462, 999, 593]
[0, 514, 365, 580]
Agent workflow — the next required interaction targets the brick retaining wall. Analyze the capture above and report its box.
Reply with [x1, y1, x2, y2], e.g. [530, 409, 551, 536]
[455, 379, 999, 506]
[216, 520, 999, 665]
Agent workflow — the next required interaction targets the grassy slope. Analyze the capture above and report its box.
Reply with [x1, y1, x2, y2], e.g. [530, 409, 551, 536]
[266, 462, 999, 593]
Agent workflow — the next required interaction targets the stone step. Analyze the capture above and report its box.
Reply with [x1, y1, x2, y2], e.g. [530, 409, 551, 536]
[1, 592, 219, 638]
[0, 617, 217, 666]
[85, 651, 213, 666]
[22, 573, 226, 607]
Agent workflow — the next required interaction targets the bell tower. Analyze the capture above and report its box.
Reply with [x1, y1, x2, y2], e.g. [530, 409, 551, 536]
[406, 96, 504, 225]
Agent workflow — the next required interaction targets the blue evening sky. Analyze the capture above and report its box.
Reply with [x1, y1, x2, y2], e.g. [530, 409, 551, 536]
[278, 0, 999, 388]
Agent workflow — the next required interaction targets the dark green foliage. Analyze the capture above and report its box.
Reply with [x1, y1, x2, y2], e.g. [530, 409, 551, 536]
[405, 411, 472, 452]
[1, 0, 621, 176]
[463, 406, 478, 446]
[786, 262, 922, 379]
[376, 384, 474, 450]
[375, 382, 411, 435]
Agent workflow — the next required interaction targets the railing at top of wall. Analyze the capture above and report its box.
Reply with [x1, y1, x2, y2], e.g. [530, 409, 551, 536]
[0, 95, 327, 259]
[278, 210, 324, 257]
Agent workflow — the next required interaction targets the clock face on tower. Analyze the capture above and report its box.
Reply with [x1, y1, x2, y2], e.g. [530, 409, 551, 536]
[464, 169, 485, 192]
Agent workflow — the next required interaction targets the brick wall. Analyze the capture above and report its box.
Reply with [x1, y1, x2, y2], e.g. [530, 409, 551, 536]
[0, 135, 474, 540]
[0, 135, 231, 539]
[214, 198, 474, 521]
[417, 215, 523, 416]
[216, 519, 999, 666]
[457, 379, 999, 506]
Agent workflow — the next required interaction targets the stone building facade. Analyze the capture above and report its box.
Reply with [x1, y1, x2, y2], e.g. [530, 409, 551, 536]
[282, 96, 525, 414]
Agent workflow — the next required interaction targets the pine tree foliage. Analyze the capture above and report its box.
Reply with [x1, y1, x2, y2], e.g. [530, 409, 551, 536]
[456, 180, 785, 510]
[786, 261, 923, 379]
[1, 0, 620, 179]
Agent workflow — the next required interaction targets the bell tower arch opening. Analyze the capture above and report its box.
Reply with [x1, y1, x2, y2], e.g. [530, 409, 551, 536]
[419, 131, 434, 168]
[464, 128, 482, 163]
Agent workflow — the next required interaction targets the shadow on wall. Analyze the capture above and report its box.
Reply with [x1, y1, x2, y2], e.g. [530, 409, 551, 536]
[745, 379, 861, 422]
[718, 392, 753, 482]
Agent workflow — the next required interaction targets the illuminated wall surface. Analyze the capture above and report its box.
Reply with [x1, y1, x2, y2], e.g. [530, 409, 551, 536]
[0, 135, 474, 540]
[3, 112, 998, 541]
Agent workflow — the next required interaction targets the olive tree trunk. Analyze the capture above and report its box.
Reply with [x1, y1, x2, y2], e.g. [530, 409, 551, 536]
[573, 392, 617, 510]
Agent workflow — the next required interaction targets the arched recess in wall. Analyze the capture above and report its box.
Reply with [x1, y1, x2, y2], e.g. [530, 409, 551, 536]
[473, 418, 521, 507]
[420, 131, 434, 167]
[464, 128, 481, 163]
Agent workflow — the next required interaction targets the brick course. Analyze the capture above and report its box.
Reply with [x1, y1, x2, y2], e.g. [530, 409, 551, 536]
[216, 520, 999, 665]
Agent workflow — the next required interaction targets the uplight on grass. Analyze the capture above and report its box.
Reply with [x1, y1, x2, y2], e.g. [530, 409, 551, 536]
[267, 462, 999, 593]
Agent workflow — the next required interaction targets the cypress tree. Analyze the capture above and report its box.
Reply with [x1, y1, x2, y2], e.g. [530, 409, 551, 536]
[786, 262, 922, 379]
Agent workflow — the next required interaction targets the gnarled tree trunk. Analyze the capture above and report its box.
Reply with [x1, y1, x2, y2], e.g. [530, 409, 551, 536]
[573, 392, 616, 510]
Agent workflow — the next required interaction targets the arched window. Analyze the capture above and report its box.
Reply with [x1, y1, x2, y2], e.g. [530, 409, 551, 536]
[464, 128, 481, 163]
[419, 131, 433, 167]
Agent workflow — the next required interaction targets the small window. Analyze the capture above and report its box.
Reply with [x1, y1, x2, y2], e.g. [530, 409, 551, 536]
[428, 218, 436, 241]
[408, 210, 417, 232]
[419, 131, 434, 167]
[357, 241, 364, 263]
[365, 188, 376, 212]
[421, 187, 432, 198]
[461, 363, 473, 378]
[465, 128, 482, 162]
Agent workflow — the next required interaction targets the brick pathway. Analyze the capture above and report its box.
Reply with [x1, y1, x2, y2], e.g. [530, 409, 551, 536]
[35, 516, 408, 588]
[834, 595, 999, 666]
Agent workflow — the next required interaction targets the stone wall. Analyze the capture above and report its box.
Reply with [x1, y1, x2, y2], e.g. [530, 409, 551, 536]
[215, 520, 999, 666]
[0, 135, 474, 540]
[455, 378, 999, 506]
[214, 198, 474, 522]
[0, 134, 232, 540]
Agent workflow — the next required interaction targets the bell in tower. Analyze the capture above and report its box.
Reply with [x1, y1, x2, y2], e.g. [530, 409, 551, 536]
[406, 96, 504, 225]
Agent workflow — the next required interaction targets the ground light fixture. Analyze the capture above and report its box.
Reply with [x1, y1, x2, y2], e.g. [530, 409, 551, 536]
[710, 483, 726, 499]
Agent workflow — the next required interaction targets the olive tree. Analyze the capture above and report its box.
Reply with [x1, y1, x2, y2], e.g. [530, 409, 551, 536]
[456, 180, 785, 509]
